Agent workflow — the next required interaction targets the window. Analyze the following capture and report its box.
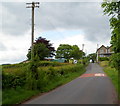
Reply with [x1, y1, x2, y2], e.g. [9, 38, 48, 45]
[100, 49, 104, 53]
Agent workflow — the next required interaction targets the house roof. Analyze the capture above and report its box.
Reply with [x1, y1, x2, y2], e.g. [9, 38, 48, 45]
[107, 45, 112, 49]
[97, 45, 107, 52]
[96, 45, 113, 52]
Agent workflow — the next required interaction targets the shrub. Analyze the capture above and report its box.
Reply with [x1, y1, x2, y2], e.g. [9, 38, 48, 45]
[2, 61, 85, 91]
[109, 53, 120, 70]
[27, 64, 84, 91]
[2, 72, 26, 89]
[98, 57, 109, 61]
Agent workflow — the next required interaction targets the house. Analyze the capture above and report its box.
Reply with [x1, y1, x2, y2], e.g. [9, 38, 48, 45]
[96, 45, 114, 57]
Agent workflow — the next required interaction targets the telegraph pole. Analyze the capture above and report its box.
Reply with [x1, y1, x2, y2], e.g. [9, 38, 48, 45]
[82, 44, 84, 64]
[26, 2, 39, 61]
[96, 44, 99, 63]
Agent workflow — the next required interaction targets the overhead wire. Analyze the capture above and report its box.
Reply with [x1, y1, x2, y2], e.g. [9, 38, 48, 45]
[35, 4, 66, 40]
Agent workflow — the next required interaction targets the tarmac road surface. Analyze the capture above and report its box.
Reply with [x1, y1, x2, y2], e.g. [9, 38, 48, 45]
[23, 63, 118, 104]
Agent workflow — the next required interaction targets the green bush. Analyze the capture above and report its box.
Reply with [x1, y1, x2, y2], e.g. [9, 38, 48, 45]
[98, 57, 109, 61]
[26, 64, 84, 91]
[38, 61, 68, 67]
[3, 63, 86, 105]
[2, 62, 84, 91]
[40, 65, 83, 86]
[2, 72, 26, 89]
[109, 53, 120, 70]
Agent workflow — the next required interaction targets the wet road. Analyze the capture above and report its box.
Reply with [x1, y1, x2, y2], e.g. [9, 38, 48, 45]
[24, 63, 118, 104]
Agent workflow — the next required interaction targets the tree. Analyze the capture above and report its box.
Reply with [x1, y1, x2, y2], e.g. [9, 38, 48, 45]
[71, 45, 83, 60]
[56, 44, 84, 60]
[102, 1, 120, 52]
[27, 37, 55, 60]
[56, 44, 72, 60]
[101, 1, 120, 70]
[35, 37, 55, 57]
[87, 53, 97, 61]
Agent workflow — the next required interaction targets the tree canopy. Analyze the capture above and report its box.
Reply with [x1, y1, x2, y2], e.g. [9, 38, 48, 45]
[101, 1, 120, 70]
[27, 37, 55, 60]
[102, 1, 120, 53]
[71, 45, 83, 60]
[56, 44, 72, 60]
[56, 44, 83, 60]
[87, 53, 97, 61]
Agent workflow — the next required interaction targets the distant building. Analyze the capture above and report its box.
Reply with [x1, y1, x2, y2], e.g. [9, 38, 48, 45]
[51, 58, 67, 63]
[96, 45, 114, 57]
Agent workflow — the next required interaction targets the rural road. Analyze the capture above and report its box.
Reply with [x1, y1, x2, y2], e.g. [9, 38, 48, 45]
[24, 63, 118, 104]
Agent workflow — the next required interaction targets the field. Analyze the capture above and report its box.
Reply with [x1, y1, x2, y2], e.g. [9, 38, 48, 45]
[2, 61, 86, 104]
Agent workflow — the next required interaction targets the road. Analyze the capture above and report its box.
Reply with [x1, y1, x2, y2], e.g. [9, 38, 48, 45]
[24, 63, 118, 104]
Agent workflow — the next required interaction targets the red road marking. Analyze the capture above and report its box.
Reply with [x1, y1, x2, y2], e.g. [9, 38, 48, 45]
[80, 73, 107, 78]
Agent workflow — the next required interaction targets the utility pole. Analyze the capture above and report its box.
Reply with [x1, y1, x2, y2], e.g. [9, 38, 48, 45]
[82, 44, 84, 64]
[96, 44, 99, 63]
[26, 2, 39, 61]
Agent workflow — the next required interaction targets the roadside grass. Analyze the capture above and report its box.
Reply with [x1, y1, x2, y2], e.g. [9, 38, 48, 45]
[99, 61, 109, 67]
[2, 88, 39, 105]
[2, 63, 85, 105]
[100, 61, 119, 99]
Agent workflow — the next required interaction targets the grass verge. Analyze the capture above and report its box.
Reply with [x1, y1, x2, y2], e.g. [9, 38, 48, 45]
[2, 64, 85, 105]
[100, 61, 119, 99]
[2, 88, 39, 105]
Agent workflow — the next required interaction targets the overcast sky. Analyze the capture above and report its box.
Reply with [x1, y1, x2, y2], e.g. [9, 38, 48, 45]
[0, 2, 111, 64]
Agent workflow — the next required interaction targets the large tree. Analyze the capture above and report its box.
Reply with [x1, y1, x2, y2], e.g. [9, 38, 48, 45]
[27, 37, 55, 60]
[101, 1, 120, 70]
[71, 45, 83, 60]
[56, 44, 72, 60]
[56, 44, 83, 60]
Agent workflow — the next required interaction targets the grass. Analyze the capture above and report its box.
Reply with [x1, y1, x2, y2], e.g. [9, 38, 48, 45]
[2, 63, 86, 105]
[2, 88, 39, 105]
[104, 67, 118, 92]
[100, 61, 119, 99]
[99, 61, 109, 67]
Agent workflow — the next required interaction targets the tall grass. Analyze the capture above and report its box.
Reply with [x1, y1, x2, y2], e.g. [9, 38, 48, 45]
[100, 61, 119, 99]
[2, 88, 39, 105]
[104, 67, 119, 99]
[2, 62, 85, 104]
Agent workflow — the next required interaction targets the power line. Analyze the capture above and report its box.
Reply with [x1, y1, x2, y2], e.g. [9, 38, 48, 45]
[35, 6, 66, 40]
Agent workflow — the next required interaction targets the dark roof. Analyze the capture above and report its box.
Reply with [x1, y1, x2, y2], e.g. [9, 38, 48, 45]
[97, 45, 106, 52]
[97, 45, 113, 51]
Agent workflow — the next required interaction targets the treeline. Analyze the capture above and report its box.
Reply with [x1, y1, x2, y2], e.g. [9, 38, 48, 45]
[27, 37, 85, 62]
[102, 1, 120, 70]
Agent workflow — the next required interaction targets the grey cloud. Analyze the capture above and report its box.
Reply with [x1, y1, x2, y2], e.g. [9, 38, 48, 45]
[0, 54, 26, 64]
[2, 2, 111, 42]
[2, 2, 30, 36]
[35, 2, 111, 42]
